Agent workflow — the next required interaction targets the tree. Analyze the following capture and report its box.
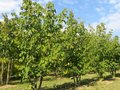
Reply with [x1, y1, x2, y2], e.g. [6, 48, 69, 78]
[0, 14, 12, 84]
[7, 0, 68, 89]
[61, 11, 89, 84]
[105, 36, 120, 77]
[0, 0, 120, 89]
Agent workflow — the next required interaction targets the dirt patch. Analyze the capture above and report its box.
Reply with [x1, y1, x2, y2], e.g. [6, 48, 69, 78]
[0, 85, 16, 89]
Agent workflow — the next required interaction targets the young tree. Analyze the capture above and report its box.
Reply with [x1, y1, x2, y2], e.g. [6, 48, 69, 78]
[8, 0, 68, 89]
[61, 11, 89, 83]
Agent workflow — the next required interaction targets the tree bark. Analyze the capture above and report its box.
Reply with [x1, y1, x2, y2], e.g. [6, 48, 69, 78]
[6, 60, 10, 84]
[78, 75, 81, 82]
[38, 76, 43, 90]
[29, 77, 38, 90]
[73, 76, 76, 84]
[10, 59, 13, 78]
[76, 76, 79, 84]
[0, 60, 4, 85]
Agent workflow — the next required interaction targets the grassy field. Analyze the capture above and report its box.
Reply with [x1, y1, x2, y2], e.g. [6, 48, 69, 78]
[0, 73, 120, 90]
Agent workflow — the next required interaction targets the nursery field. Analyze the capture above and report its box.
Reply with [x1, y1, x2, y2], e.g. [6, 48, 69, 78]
[0, 72, 120, 90]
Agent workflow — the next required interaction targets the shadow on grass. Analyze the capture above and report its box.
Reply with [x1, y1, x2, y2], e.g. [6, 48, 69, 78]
[8, 73, 120, 90]
[103, 73, 120, 81]
[9, 80, 29, 85]
[115, 73, 120, 78]
[43, 77, 99, 90]
[43, 76, 57, 81]
[103, 75, 116, 81]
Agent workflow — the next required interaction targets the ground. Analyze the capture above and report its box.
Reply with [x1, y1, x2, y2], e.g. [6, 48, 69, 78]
[0, 72, 120, 90]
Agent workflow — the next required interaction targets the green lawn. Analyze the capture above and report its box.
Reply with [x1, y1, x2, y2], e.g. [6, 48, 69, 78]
[0, 73, 120, 90]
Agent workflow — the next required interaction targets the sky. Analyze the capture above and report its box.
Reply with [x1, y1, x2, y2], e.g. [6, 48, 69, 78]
[0, 0, 120, 36]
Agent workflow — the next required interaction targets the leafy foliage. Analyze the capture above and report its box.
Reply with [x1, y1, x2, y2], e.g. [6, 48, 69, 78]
[0, 0, 120, 89]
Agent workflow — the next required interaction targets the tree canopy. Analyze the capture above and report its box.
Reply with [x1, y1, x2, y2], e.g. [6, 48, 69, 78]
[0, 0, 120, 90]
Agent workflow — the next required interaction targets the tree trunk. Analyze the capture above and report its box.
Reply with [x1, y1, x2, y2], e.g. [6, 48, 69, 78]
[111, 69, 116, 78]
[76, 76, 79, 84]
[38, 76, 43, 90]
[78, 75, 81, 82]
[31, 82, 37, 90]
[0, 60, 4, 85]
[73, 76, 76, 84]
[99, 72, 103, 78]
[10, 59, 13, 78]
[29, 77, 38, 90]
[20, 77, 23, 83]
[114, 69, 116, 77]
[6, 60, 10, 84]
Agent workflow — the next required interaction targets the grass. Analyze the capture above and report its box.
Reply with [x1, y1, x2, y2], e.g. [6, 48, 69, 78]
[0, 72, 120, 90]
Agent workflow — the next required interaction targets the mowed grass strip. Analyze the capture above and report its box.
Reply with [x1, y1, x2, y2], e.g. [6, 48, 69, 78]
[0, 73, 120, 90]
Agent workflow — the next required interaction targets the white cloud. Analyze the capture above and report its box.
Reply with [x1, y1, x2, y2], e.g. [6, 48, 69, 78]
[0, 0, 54, 20]
[96, 7, 105, 16]
[0, 0, 18, 14]
[0, 0, 23, 21]
[37, 0, 53, 5]
[0, 0, 19, 21]
[99, 0, 120, 4]
[57, 0, 78, 6]
[0, 0, 53, 14]
[100, 12, 120, 30]
[92, 0, 120, 36]
[62, 0, 77, 5]
[91, 13, 120, 35]
[0, 18, 3, 21]
[108, 0, 120, 4]
[107, 0, 120, 12]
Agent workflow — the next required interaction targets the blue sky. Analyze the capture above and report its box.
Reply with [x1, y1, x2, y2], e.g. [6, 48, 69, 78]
[0, 0, 120, 36]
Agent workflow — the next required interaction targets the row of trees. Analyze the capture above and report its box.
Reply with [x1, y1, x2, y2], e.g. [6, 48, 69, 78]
[0, 0, 120, 90]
